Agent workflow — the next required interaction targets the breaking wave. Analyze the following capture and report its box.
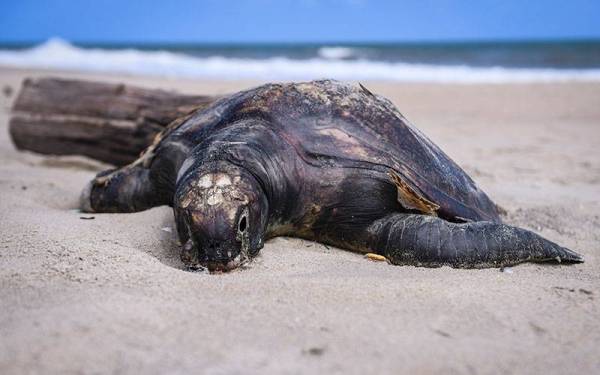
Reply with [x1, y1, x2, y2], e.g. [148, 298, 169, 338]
[317, 46, 357, 59]
[1, 39, 600, 83]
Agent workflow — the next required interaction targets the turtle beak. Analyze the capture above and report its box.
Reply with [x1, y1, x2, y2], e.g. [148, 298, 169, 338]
[180, 238, 244, 272]
[180, 239, 204, 271]
[179, 209, 245, 272]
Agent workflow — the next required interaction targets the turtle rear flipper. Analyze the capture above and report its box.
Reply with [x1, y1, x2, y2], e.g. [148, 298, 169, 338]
[367, 213, 584, 268]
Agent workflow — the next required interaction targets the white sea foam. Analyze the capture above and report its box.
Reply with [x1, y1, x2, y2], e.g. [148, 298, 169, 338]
[317, 46, 357, 59]
[1, 39, 600, 83]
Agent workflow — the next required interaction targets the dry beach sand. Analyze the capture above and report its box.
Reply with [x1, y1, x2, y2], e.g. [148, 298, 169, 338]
[0, 67, 599, 374]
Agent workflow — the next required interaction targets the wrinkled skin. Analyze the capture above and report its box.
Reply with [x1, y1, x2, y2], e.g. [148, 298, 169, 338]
[80, 80, 583, 271]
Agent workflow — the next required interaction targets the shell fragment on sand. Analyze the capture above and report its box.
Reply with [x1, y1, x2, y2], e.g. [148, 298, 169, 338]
[365, 253, 389, 262]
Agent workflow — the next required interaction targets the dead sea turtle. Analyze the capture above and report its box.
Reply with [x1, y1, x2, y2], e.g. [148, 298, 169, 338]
[80, 80, 583, 271]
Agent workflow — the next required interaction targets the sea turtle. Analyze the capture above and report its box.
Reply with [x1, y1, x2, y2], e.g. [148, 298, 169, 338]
[80, 80, 583, 271]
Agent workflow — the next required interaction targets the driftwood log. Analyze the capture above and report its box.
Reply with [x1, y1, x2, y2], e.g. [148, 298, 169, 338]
[9, 77, 218, 166]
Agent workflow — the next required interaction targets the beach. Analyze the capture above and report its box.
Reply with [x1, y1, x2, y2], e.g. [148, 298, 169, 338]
[1, 67, 599, 374]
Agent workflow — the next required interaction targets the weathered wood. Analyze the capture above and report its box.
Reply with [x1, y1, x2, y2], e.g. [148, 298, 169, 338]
[9, 77, 218, 166]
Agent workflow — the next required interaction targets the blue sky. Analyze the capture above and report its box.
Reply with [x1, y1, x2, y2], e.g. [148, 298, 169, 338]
[1, 0, 599, 44]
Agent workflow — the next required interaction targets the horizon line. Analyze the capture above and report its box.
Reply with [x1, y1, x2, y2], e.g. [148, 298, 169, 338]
[1, 36, 600, 48]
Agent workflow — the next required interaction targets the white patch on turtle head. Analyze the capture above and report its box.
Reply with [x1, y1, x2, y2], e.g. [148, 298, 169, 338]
[180, 192, 194, 208]
[197, 174, 213, 189]
[215, 174, 232, 187]
[181, 172, 249, 211]
[206, 191, 225, 206]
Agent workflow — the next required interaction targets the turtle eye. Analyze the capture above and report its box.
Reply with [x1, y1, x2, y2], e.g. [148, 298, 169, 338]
[238, 215, 247, 233]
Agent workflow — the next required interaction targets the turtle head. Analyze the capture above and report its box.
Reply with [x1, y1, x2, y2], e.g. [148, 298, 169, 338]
[174, 163, 268, 272]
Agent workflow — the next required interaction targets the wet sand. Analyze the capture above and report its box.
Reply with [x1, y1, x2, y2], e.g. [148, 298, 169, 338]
[1, 67, 599, 374]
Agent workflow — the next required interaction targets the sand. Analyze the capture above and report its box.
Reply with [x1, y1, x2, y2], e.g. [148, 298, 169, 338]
[0, 67, 599, 374]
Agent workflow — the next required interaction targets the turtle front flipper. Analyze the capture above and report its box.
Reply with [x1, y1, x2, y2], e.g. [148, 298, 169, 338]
[367, 214, 584, 268]
[81, 137, 186, 213]
[80, 165, 163, 213]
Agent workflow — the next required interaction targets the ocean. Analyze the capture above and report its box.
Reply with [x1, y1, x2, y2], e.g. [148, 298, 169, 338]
[1, 38, 600, 83]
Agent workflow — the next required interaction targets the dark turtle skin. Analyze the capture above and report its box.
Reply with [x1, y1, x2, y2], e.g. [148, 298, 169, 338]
[80, 80, 584, 271]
